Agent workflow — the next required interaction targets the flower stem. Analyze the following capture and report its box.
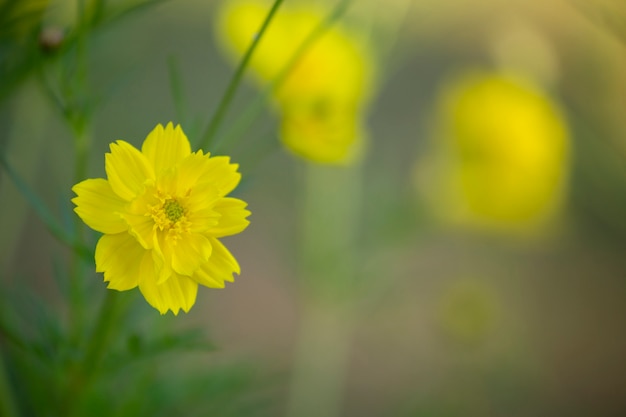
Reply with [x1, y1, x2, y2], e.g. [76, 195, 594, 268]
[62, 291, 124, 417]
[68, 125, 91, 345]
[82, 291, 120, 376]
[0, 352, 19, 417]
[198, 0, 285, 150]
[286, 163, 362, 417]
[286, 299, 355, 417]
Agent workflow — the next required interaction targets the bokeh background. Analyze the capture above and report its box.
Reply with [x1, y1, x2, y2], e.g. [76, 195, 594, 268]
[2, 0, 626, 416]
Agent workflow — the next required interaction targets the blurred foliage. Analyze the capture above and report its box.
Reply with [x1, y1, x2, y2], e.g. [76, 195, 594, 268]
[0, 280, 272, 416]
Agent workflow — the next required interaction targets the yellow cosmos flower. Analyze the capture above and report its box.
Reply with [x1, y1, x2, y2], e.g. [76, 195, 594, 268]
[72, 123, 250, 314]
[416, 71, 569, 234]
[216, 0, 374, 164]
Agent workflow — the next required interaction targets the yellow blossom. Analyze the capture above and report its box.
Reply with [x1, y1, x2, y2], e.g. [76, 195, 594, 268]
[416, 71, 569, 234]
[216, 0, 373, 164]
[72, 123, 250, 314]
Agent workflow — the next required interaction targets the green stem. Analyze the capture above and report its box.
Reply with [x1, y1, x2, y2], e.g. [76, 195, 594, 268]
[82, 291, 120, 376]
[286, 299, 355, 417]
[198, 0, 285, 150]
[62, 291, 123, 417]
[68, 125, 91, 345]
[213, 0, 351, 153]
[0, 352, 19, 417]
[286, 163, 362, 417]
[67, 0, 93, 346]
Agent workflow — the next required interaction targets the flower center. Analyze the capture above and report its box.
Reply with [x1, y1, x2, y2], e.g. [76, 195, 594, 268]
[163, 199, 184, 222]
[147, 193, 191, 244]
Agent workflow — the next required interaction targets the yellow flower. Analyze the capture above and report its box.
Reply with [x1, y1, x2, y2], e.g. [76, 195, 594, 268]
[416, 71, 569, 234]
[72, 123, 250, 314]
[216, 0, 374, 164]
[279, 96, 365, 164]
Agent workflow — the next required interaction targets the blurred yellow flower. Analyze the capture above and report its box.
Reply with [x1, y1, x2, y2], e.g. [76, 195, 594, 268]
[417, 72, 569, 234]
[72, 123, 250, 314]
[216, 0, 373, 164]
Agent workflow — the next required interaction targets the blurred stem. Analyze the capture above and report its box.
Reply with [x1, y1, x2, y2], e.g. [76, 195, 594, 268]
[168, 56, 188, 126]
[67, 0, 93, 345]
[0, 352, 19, 417]
[82, 291, 120, 376]
[63, 291, 124, 417]
[198, 0, 284, 150]
[214, 0, 351, 153]
[68, 124, 91, 344]
[286, 163, 362, 417]
[287, 299, 355, 417]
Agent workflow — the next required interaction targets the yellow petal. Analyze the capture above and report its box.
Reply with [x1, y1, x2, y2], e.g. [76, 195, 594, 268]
[194, 237, 240, 285]
[141, 123, 191, 176]
[173, 152, 210, 189]
[177, 152, 241, 196]
[139, 272, 198, 315]
[201, 156, 241, 196]
[122, 184, 159, 249]
[206, 198, 250, 238]
[169, 233, 212, 277]
[72, 178, 127, 234]
[95, 233, 149, 291]
[105, 140, 154, 201]
[191, 259, 226, 289]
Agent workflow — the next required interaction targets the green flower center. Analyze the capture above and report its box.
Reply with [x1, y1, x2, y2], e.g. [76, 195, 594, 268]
[163, 199, 184, 222]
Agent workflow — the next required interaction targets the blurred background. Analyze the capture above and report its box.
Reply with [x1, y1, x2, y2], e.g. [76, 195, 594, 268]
[1, 0, 626, 416]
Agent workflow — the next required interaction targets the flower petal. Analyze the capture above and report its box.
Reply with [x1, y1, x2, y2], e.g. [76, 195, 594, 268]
[141, 123, 191, 176]
[95, 233, 149, 291]
[121, 184, 159, 249]
[178, 152, 241, 196]
[169, 233, 212, 277]
[139, 273, 198, 315]
[193, 237, 240, 286]
[202, 156, 242, 196]
[191, 260, 226, 288]
[72, 178, 128, 234]
[206, 198, 250, 238]
[105, 140, 154, 201]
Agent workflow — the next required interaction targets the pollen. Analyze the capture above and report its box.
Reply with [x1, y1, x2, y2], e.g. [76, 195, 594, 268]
[163, 199, 184, 222]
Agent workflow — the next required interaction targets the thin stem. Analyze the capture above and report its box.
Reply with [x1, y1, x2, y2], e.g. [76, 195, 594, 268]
[198, 0, 285, 150]
[62, 291, 124, 417]
[214, 0, 351, 153]
[0, 352, 19, 417]
[82, 291, 120, 376]
[68, 125, 91, 344]
[67, 0, 93, 346]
